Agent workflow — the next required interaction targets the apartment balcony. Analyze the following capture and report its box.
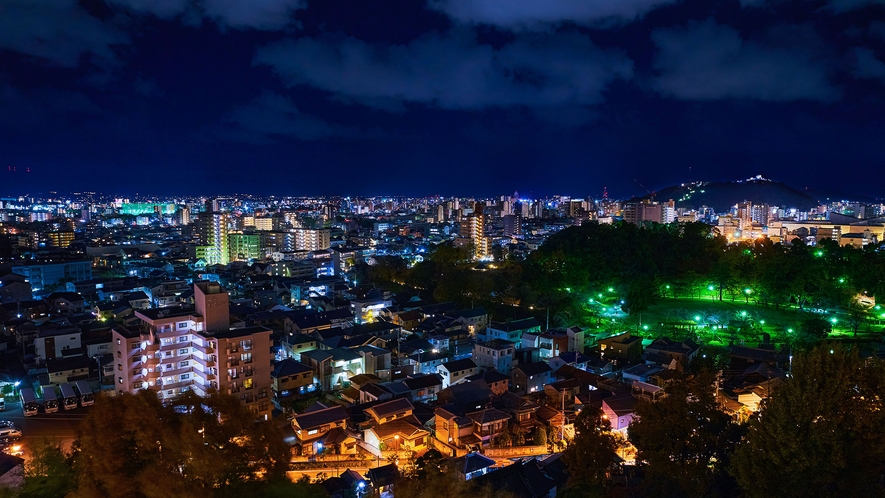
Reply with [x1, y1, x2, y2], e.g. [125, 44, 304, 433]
[191, 342, 216, 355]
[228, 359, 240, 368]
[192, 355, 216, 368]
[143, 356, 160, 366]
[158, 379, 195, 391]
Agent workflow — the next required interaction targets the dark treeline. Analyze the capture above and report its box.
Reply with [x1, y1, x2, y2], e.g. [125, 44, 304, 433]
[361, 222, 885, 330]
[559, 345, 885, 498]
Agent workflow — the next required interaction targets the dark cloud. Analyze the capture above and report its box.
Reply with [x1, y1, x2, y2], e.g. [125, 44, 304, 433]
[0, 86, 104, 130]
[823, 0, 885, 12]
[107, 0, 307, 30]
[651, 19, 840, 102]
[428, 0, 676, 29]
[255, 31, 633, 111]
[211, 90, 392, 143]
[853, 47, 885, 79]
[0, 0, 125, 67]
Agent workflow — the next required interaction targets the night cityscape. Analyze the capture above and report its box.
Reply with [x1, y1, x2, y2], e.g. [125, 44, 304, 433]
[2, 1, 885, 498]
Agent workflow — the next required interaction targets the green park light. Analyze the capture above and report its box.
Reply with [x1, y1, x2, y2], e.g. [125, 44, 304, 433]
[741, 311, 747, 317]
[830, 317, 838, 324]
[875, 305, 881, 310]
[787, 328, 794, 333]
[694, 315, 701, 322]
[566, 287, 571, 292]
[642, 325, 649, 331]
[608, 287, 614, 292]
[708, 285, 715, 291]
[760, 320, 765, 325]
[815, 250, 824, 257]
[665, 285, 670, 289]
[838, 278, 845, 284]
[588, 298, 594, 303]
[744, 288, 752, 294]
[598, 293, 603, 298]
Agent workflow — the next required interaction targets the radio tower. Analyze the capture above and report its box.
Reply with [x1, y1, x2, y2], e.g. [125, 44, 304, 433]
[602, 186, 609, 200]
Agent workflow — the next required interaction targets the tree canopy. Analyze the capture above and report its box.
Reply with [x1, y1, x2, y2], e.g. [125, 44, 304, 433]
[731, 345, 885, 498]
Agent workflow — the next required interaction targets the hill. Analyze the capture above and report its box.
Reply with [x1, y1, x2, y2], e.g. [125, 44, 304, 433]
[630, 176, 819, 212]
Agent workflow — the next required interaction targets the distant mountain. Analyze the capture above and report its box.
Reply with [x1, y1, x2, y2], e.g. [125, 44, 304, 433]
[629, 176, 819, 212]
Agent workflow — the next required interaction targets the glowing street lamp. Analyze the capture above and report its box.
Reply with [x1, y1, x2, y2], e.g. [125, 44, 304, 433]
[694, 315, 701, 322]
[787, 328, 794, 333]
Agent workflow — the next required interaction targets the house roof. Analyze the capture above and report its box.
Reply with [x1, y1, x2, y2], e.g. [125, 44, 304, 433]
[271, 359, 312, 378]
[454, 452, 496, 475]
[514, 362, 552, 377]
[292, 405, 349, 431]
[466, 370, 510, 384]
[603, 393, 638, 416]
[365, 398, 414, 420]
[369, 419, 427, 439]
[403, 374, 442, 390]
[489, 317, 541, 332]
[470, 459, 557, 498]
[467, 408, 510, 425]
[440, 358, 477, 373]
[479, 338, 515, 350]
[367, 464, 399, 487]
[446, 307, 488, 319]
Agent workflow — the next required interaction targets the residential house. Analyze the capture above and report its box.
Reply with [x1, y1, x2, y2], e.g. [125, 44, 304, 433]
[291, 404, 350, 455]
[451, 452, 497, 481]
[363, 398, 430, 454]
[643, 337, 700, 372]
[444, 307, 490, 337]
[601, 392, 638, 431]
[466, 370, 511, 396]
[548, 351, 591, 373]
[467, 408, 511, 447]
[485, 318, 541, 343]
[470, 458, 558, 498]
[598, 332, 643, 365]
[0, 273, 31, 304]
[33, 326, 82, 364]
[402, 374, 442, 402]
[438, 358, 478, 388]
[512, 362, 553, 395]
[473, 339, 515, 375]
[46, 355, 91, 384]
[283, 334, 318, 361]
[43, 292, 87, 315]
[271, 359, 315, 398]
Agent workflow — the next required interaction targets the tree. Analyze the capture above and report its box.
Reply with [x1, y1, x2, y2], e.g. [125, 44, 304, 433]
[561, 407, 617, 493]
[628, 373, 743, 498]
[18, 439, 77, 498]
[799, 317, 831, 341]
[532, 426, 547, 447]
[72, 389, 291, 498]
[731, 345, 885, 498]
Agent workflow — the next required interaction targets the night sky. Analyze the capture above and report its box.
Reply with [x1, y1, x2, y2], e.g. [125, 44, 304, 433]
[1, 0, 884, 198]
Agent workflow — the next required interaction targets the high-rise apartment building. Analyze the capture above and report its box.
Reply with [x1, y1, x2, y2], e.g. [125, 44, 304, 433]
[197, 211, 230, 265]
[111, 282, 273, 419]
[228, 233, 261, 262]
[293, 228, 331, 251]
[459, 203, 489, 259]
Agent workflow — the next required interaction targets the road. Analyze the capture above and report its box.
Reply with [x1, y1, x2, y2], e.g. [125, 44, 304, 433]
[1, 400, 89, 457]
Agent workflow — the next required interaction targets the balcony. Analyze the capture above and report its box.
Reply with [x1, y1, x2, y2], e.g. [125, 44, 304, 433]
[192, 355, 216, 368]
[191, 342, 216, 355]
[228, 359, 240, 367]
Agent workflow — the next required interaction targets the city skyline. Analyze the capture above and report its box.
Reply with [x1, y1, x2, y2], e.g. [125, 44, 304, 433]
[2, 1, 885, 197]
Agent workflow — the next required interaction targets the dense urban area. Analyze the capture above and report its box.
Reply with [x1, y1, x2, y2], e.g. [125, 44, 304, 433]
[2, 179, 885, 498]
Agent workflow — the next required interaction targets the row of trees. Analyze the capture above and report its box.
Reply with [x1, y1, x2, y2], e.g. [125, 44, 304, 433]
[4, 390, 326, 498]
[359, 222, 885, 332]
[559, 345, 885, 498]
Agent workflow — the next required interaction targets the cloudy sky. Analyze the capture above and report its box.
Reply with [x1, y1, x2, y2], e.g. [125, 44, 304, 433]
[1, 0, 884, 198]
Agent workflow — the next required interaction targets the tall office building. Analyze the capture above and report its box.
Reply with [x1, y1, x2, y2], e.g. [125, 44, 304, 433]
[111, 282, 273, 419]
